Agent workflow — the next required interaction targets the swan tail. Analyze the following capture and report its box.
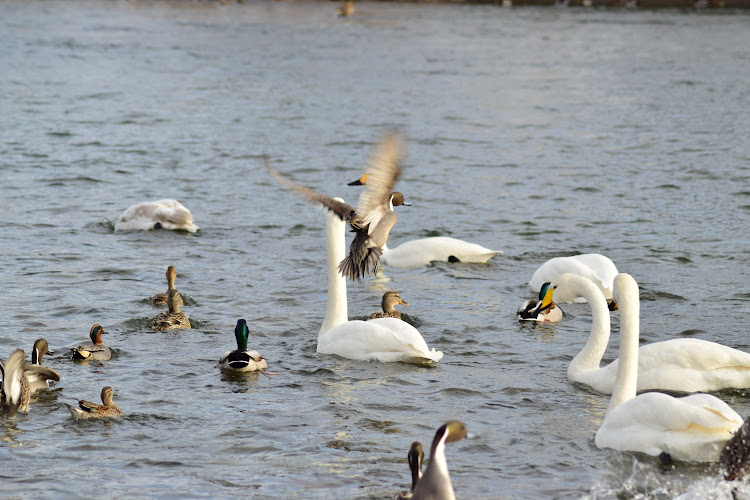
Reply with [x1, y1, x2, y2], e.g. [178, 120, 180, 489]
[721, 417, 750, 481]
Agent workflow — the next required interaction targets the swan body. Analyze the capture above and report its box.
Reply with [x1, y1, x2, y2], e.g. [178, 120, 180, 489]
[542, 273, 750, 395]
[114, 199, 198, 232]
[530, 254, 618, 302]
[219, 319, 268, 372]
[517, 282, 562, 323]
[380, 237, 501, 269]
[71, 324, 111, 361]
[411, 421, 467, 500]
[594, 273, 744, 463]
[316, 203, 443, 365]
[66, 386, 123, 419]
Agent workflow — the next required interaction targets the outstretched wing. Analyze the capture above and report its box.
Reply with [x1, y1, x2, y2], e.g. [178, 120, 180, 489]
[355, 132, 403, 230]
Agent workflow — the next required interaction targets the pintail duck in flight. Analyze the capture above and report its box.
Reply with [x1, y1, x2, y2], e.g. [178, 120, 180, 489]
[395, 441, 424, 500]
[152, 265, 177, 306]
[71, 324, 112, 361]
[151, 289, 191, 330]
[66, 386, 123, 419]
[369, 291, 409, 320]
[517, 282, 562, 323]
[114, 199, 198, 232]
[266, 132, 409, 280]
[218, 319, 268, 373]
[25, 338, 60, 393]
[411, 421, 467, 500]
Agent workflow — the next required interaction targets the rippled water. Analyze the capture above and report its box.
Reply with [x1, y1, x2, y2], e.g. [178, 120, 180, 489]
[1, 1, 750, 498]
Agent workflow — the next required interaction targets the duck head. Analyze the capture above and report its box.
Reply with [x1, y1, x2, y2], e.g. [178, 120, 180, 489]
[90, 324, 105, 345]
[234, 319, 250, 352]
[31, 338, 53, 364]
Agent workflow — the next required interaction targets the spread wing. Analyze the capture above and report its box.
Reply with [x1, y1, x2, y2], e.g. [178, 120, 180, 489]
[265, 156, 357, 223]
[355, 132, 403, 231]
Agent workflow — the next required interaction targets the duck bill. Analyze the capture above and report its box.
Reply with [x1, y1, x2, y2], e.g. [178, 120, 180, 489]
[608, 300, 618, 311]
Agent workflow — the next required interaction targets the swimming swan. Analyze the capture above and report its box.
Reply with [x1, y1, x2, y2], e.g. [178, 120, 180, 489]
[114, 199, 198, 232]
[316, 203, 443, 364]
[541, 273, 750, 394]
[594, 273, 745, 463]
[530, 254, 618, 303]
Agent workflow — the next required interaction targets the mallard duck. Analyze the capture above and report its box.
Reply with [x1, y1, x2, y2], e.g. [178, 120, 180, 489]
[516, 282, 562, 323]
[219, 319, 268, 372]
[1, 349, 30, 412]
[593, 273, 746, 463]
[395, 441, 424, 500]
[267, 132, 410, 280]
[542, 273, 750, 394]
[150, 289, 191, 330]
[337, 0, 354, 16]
[25, 338, 60, 393]
[71, 324, 112, 361]
[65, 386, 123, 420]
[152, 265, 177, 306]
[114, 199, 198, 232]
[529, 254, 618, 309]
[370, 291, 409, 320]
[315, 206, 442, 364]
[411, 421, 467, 500]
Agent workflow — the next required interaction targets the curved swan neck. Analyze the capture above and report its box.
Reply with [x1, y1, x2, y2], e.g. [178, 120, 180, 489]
[319, 209, 348, 336]
[567, 277, 612, 377]
[608, 274, 640, 412]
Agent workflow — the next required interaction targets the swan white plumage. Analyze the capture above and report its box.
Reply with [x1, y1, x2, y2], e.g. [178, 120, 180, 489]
[114, 199, 198, 232]
[530, 254, 617, 302]
[380, 238, 501, 269]
[594, 273, 744, 462]
[317, 202, 443, 365]
[541, 273, 750, 395]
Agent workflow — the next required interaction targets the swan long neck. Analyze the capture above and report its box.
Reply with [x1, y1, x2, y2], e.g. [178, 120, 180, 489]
[319, 208, 348, 336]
[607, 275, 640, 412]
[567, 278, 612, 377]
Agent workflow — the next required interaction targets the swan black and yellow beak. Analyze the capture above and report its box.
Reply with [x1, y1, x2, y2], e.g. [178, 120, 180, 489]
[608, 300, 618, 311]
[347, 173, 369, 186]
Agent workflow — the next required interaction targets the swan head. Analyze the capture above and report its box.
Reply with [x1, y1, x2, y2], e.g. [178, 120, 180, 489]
[234, 319, 250, 352]
[612, 273, 638, 311]
[89, 324, 106, 345]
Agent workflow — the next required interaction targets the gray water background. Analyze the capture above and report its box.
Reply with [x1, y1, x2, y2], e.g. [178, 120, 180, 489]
[1, 1, 749, 498]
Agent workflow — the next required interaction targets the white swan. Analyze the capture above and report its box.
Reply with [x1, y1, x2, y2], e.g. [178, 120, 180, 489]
[380, 238, 501, 269]
[541, 273, 750, 394]
[594, 273, 744, 463]
[114, 199, 198, 232]
[317, 202, 443, 364]
[530, 254, 617, 303]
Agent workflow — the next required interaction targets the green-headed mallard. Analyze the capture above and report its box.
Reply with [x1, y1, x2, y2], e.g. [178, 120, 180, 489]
[517, 282, 563, 323]
[370, 291, 410, 320]
[71, 324, 111, 361]
[25, 338, 60, 393]
[395, 441, 424, 500]
[219, 319, 268, 372]
[66, 386, 123, 420]
[150, 289, 191, 330]
[411, 421, 467, 500]
[151, 265, 177, 306]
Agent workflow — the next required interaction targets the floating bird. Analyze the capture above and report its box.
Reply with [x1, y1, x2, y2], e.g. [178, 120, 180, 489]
[369, 291, 409, 320]
[594, 273, 745, 463]
[721, 417, 750, 481]
[25, 338, 60, 393]
[218, 319, 268, 373]
[267, 132, 409, 280]
[71, 324, 112, 361]
[65, 386, 123, 420]
[411, 421, 467, 500]
[516, 282, 562, 323]
[1, 349, 31, 412]
[150, 289, 191, 330]
[395, 441, 424, 500]
[316, 202, 443, 364]
[114, 199, 198, 232]
[529, 254, 618, 308]
[541, 273, 750, 395]
[151, 265, 177, 306]
[337, 0, 354, 16]
[348, 174, 501, 268]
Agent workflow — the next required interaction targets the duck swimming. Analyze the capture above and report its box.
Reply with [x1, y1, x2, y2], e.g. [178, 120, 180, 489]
[411, 421, 467, 500]
[266, 132, 409, 280]
[594, 273, 746, 463]
[517, 282, 562, 323]
[541, 273, 750, 395]
[25, 338, 60, 393]
[530, 254, 618, 308]
[218, 319, 268, 372]
[316, 202, 442, 364]
[1, 349, 31, 412]
[150, 289, 191, 330]
[337, 0, 354, 16]
[71, 324, 112, 361]
[349, 175, 501, 268]
[152, 265, 177, 306]
[395, 441, 424, 500]
[66, 386, 123, 420]
[114, 199, 198, 232]
[369, 291, 409, 320]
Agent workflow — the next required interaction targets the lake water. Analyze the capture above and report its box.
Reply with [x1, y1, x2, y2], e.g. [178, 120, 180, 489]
[1, 1, 749, 498]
